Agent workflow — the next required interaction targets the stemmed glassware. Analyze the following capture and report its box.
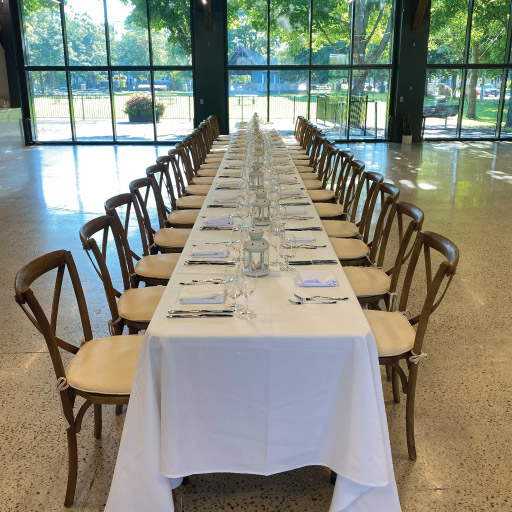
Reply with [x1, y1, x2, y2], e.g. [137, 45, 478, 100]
[237, 273, 257, 320]
[223, 265, 243, 312]
[280, 234, 297, 271]
[270, 224, 284, 267]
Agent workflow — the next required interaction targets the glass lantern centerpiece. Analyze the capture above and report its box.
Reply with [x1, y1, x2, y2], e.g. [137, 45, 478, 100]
[249, 162, 264, 190]
[243, 230, 270, 277]
[252, 191, 271, 227]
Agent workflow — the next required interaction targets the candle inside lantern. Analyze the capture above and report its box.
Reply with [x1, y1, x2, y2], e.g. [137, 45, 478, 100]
[252, 258, 260, 271]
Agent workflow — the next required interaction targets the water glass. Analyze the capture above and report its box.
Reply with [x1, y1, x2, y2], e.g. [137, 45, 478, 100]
[236, 274, 257, 320]
[280, 234, 297, 271]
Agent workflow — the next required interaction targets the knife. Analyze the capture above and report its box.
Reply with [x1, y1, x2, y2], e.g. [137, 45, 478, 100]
[208, 204, 236, 208]
[185, 260, 236, 265]
[286, 227, 323, 231]
[200, 226, 233, 230]
[289, 259, 338, 265]
[168, 309, 234, 314]
[280, 202, 312, 206]
[167, 313, 234, 319]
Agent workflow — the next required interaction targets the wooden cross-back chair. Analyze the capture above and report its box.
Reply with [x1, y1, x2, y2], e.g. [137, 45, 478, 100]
[364, 230, 459, 460]
[146, 161, 199, 228]
[315, 157, 364, 222]
[343, 201, 424, 307]
[79, 215, 165, 335]
[306, 143, 340, 202]
[129, 176, 192, 254]
[166, 148, 208, 207]
[104, 193, 180, 286]
[14, 249, 143, 506]
[329, 174, 389, 267]
[207, 114, 231, 142]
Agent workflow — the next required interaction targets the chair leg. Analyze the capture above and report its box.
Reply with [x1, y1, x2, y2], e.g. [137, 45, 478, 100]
[94, 404, 102, 439]
[406, 364, 418, 461]
[115, 404, 123, 415]
[392, 367, 401, 404]
[64, 426, 78, 507]
[385, 364, 392, 381]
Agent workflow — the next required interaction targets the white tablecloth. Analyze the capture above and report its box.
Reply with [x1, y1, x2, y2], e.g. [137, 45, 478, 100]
[105, 131, 401, 512]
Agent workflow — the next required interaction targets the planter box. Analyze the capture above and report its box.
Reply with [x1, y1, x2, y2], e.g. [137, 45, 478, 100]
[128, 113, 161, 123]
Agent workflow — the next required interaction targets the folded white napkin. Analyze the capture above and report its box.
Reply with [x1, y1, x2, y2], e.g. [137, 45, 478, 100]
[180, 285, 226, 304]
[214, 195, 238, 204]
[279, 177, 297, 184]
[217, 180, 239, 188]
[222, 170, 242, 177]
[293, 234, 316, 243]
[274, 164, 292, 170]
[284, 208, 307, 217]
[191, 243, 229, 258]
[227, 159, 244, 166]
[297, 270, 338, 288]
[203, 214, 233, 227]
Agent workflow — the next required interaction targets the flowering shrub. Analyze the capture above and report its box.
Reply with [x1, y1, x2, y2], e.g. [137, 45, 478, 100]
[124, 95, 165, 121]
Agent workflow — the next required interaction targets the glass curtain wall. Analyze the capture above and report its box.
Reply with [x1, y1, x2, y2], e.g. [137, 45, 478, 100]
[425, 0, 512, 139]
[227, 0, 395, 139]
[20, 0, 193, 143]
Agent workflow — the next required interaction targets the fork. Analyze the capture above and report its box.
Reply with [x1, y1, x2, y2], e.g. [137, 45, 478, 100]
[294, 293, 348, 301]
[288, 299, 338, 305]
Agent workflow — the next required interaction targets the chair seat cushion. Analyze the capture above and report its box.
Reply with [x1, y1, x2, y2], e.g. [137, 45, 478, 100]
[299, 172, 318, 180]
[292, 155, 310, 161]
[315, 203, 344, 218]
[309, 189, 335, 202]
[322, 219, 358, 237]
[154, 228, 191, 249]
[176, 195, 205, 209]
[364, 310, 416, 358]
[192, 176, 215, 185]
[303, 179, 323, 190]
[216, 135, 231, 140]
[296, 166, 315, 173]
[135, 253, 180, 280]
[344, 267, 391, 298]
[167, 209, 200, 226]
[200, 162, 221, 169]
[66, 335, 144, 395]
[197, 168, 218, 177]
[185, 184, 210, 196]
[330, 237, 369, 260]
[205, 156, 224, 163]
[118, 286, 165, 323]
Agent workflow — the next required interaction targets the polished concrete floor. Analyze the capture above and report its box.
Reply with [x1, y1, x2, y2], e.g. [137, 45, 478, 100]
[1, 140, 511, 511]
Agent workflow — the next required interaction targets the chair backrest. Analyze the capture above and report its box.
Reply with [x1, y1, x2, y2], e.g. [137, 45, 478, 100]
[15, 250, 91, 382]
[79, 216, 128, 334]
[207, 115, 221, 139]
[104, 192, 149, 287]
[379, 201, 424, 292]
[397, 231, 459, 355]
[129, 175, 165, 236]
[148, 159, 178, 211]
[329, 149, 354, 194]
[168, 146, 192, 197]
[176, 137, 198, 182]
[364, 182, 401, 263]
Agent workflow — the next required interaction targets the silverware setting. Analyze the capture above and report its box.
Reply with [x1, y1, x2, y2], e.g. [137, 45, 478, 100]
[185, 260, 236, 266]
[294, 293, 348, 302]
[289, 259, 338, 265]
[296, 244, 327, 249]
[288, 299, 338, 305]
[287, 216, 315, 221]
[168, 309, 234, 314]
[167, 313, 234, 318]
[179, 278, 225, 285]
[208, 204, 236, 208]
[200, 226, 233, 230]
[286, 227, 323, 232]
[280, 202, 311, 206]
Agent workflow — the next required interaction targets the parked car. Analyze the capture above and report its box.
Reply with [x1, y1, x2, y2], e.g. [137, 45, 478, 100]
[479, 84, 500, 97]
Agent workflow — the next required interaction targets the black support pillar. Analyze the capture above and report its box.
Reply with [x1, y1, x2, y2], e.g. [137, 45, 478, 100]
[391, 0, 430, 142]
[191, 0, 228, 133]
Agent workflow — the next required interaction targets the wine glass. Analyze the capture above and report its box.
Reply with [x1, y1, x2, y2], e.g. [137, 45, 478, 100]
[280, 234, 297, 271]
[236, 274, 257, 320]
[224, 266, 243, 312]
[270, 225, 284, 267]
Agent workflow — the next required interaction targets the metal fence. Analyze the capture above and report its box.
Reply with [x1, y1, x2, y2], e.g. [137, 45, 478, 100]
[33, 93, 195, 121]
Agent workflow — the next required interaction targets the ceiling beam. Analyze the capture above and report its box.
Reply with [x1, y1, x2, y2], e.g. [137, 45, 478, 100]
[412, 0, 429, 32]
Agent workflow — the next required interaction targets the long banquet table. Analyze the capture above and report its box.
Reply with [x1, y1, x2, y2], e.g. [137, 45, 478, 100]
[105, 128, 402, 512]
